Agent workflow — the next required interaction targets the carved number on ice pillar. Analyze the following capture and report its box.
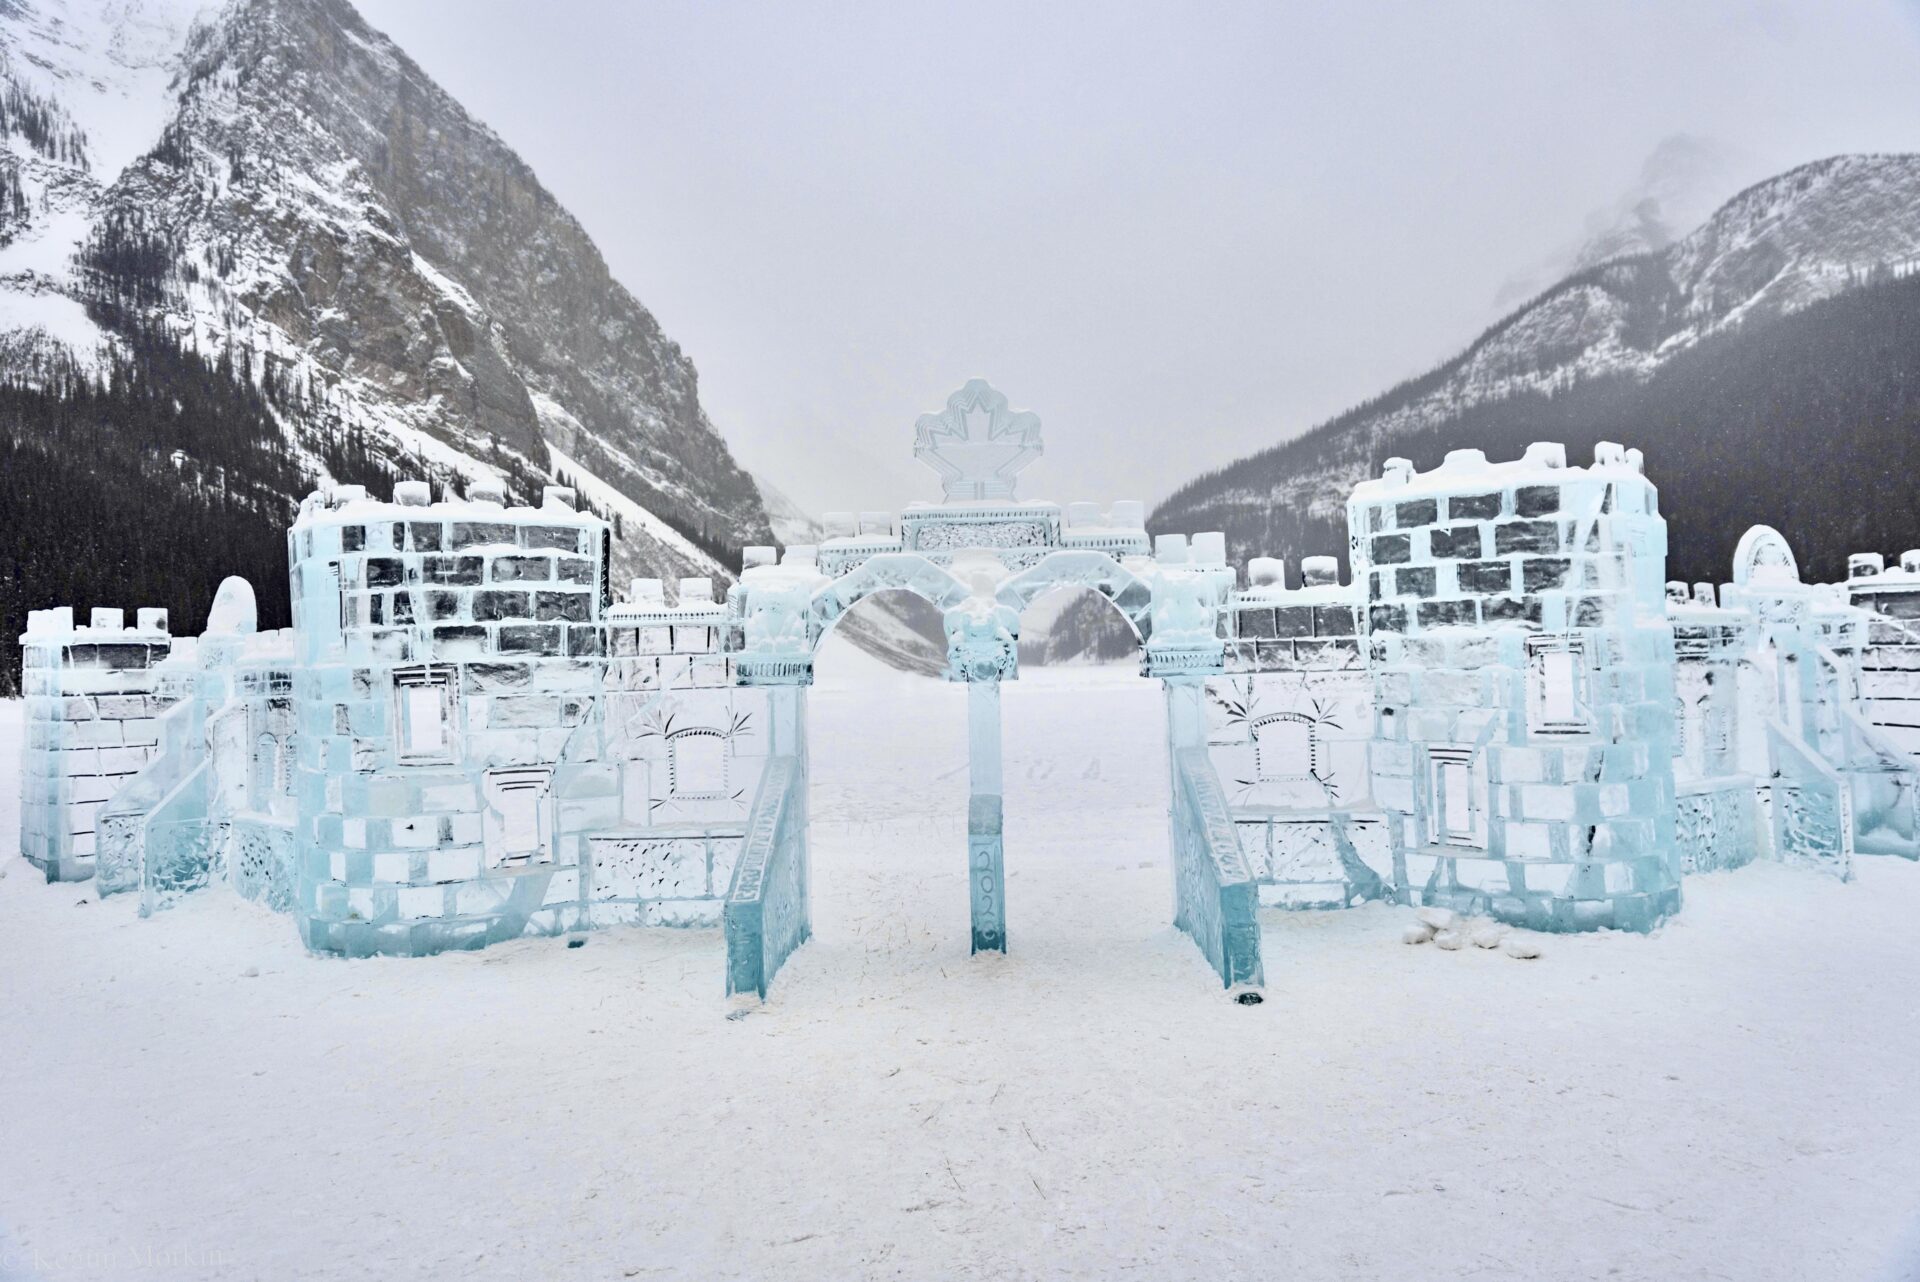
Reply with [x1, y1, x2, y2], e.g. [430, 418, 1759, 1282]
[969, 796, 1006, 954]
[967, 678, 1007, 954]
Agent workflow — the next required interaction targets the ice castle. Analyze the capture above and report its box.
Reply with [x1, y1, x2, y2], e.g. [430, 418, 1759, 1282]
[18, 380, 1920, 998]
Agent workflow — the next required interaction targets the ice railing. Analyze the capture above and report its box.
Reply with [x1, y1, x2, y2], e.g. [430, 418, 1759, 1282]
[1813, 644, 1920, 859]
[1767, 715, 1852, 881]
[138, 758, 224, 916]
[724, 755, 810, 1000]
[94, 698, 202, 898]
[1170, 747, 1264, 989]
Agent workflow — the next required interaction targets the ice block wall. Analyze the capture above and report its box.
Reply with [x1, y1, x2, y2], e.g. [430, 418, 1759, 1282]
[18, 607, 174, 882]
[1665, 582, 1762, 873]
[1207, 555, 1390, 908]
[589, 576, 791, 927]
[287, 480, 611, 956]
[1847, 551, 1920, 767]
[1352, 443, 1681, 931]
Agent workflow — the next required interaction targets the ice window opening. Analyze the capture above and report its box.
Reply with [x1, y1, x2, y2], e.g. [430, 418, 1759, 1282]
[1252, 714, 1315, 782]
[485, 767, 552, 868]
[668, 728, 729, 799]
[1706, 707, 1731, 756]
[1427, 746, 1487, 849]
[1526, 636, 1591, 735]
[250, 733, 282, 811]
[393, 666, 457, 763]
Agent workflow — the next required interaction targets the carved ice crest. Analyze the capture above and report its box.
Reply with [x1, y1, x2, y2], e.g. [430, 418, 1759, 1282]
[914, 379, 1042, 502]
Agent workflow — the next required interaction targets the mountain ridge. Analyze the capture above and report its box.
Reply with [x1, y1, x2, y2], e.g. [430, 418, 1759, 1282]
[1154, 152, 1920, 580]
[0, 0, 771, 609]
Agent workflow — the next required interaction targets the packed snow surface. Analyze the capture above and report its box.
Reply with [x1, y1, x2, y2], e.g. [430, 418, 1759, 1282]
[3, 649, 1920, 1281]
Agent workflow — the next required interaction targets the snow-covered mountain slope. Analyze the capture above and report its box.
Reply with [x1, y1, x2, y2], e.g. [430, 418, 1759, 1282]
[0, 0, 212, 370]
[752, 472, 824, 548]
[0, 0, 772, 596]
[1491, 134, 1754, 313]
[1154, 153, 1920, 573]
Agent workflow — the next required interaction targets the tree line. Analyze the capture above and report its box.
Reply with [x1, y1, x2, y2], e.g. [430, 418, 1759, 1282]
[1156, 267, 1920, 589]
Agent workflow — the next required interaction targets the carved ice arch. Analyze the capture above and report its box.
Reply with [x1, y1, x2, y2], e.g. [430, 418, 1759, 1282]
[1734, 525, 1801, 587]
[810, 553, 973, 647]
[993, 550, 1153, 643]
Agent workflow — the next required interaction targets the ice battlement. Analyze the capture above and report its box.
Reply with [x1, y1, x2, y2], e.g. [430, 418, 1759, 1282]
[1350, 441, 1652, 504]
[295, 479, 591, 523]
[1847, 549, 1920, 581]
[289, 477, 610, 669]
[22, 606, 171, 641]
[1846, 549, 1920, 621]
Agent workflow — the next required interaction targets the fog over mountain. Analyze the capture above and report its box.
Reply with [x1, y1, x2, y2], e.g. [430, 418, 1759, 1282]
[1490, 134, 1764, 313]
[1154, 153, 1920, 586]
[353, 0, 1920, 516]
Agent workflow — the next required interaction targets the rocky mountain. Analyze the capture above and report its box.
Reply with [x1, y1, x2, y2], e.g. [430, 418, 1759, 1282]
[1491, 134, 1754, 313]
[0, 0, 772, 683]
[1155, 153, 1920, 586]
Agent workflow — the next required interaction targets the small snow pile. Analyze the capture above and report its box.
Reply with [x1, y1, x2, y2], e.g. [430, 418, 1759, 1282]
[1401, 907, 1542, 959]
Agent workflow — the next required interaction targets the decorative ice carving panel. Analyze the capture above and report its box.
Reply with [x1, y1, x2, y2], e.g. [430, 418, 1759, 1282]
[913, 379, 1043, 502]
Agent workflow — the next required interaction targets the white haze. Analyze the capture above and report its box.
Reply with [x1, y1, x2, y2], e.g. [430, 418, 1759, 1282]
[352, 0, 1920, 518]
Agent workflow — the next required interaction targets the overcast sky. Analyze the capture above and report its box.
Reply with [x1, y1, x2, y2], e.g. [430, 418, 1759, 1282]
[355, 0, 1920, 518]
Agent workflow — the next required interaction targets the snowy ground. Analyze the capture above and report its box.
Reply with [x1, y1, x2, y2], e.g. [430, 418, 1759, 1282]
[4, 645, 1920, 1281]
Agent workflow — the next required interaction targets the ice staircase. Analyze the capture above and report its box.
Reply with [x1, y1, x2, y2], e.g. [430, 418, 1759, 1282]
[1771, 646, 1920, 876]
[94, 699, 214, 906]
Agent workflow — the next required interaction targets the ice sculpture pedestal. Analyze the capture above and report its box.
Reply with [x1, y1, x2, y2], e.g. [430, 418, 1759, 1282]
[967, 678, 1007, 954]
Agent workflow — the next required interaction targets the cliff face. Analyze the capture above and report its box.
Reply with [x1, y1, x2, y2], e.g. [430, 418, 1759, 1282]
[0, 0, 771, 593]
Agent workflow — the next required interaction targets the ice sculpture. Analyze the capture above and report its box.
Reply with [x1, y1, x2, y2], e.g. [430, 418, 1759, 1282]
[23, 380, 1920, 1001]
[33, 575, 303, 915]
[282, 482, 619, 955]
[1351, 443, 1683, 931]
[18, 606, 174, 881]
[727, 379, 1265, 992]
[913, 378, 1043, 502]
[1715, 528, 1920, 876]
[1209, 555, 1391, 909]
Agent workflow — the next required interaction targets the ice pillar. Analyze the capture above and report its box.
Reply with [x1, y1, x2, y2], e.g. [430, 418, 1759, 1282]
[967, 677, 1007, 953]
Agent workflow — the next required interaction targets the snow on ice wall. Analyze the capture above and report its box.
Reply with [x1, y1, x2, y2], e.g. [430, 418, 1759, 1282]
[1350, 443, 1682, 932]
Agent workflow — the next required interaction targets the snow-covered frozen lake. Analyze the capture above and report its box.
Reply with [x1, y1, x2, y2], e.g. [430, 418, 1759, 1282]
[4, 641, 1920, 1281]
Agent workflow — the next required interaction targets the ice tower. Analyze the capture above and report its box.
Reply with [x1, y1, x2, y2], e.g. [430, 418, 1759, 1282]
[18, 607, 175, 881]
[286, 480, 610, 956]
[1351, 444, 1682, 931]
